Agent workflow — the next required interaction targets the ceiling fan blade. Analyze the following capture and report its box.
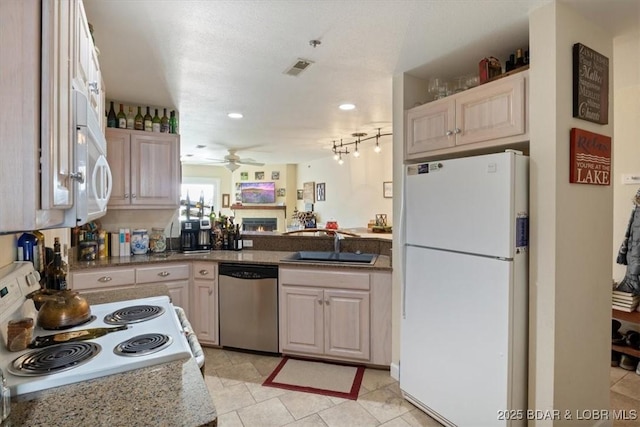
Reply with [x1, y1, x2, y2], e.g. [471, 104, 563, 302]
[237, 160, 264, 166]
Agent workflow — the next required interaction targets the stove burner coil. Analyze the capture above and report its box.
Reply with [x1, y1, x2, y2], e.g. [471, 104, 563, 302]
[9, 342, 101, 377]
[114, 333, 173, 357]
[104, 305, 165, 325]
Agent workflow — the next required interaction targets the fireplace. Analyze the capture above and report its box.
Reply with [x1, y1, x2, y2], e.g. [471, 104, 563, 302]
[242, 218, 278, 232]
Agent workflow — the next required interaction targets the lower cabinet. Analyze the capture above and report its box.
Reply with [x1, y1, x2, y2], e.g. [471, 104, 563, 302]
[281, 285, 370, 360]
[280, 267, 380, 363]
[191, 261, 219, 345]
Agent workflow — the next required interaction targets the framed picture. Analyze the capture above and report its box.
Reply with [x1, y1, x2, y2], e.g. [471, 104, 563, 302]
[271, 171, 280, 180]
[572, 43, 609, 124]
[222, 193, 230, 208]
[255, 171, 265, 180]
[316, 183, 326, 201]
[383, 181, 393, 198]
[240, 172, 248, 181]
[569, 128, 611, 185]
[303, 181, 315, 203]
[277, 188, 285, 197]
[296, 190, 303, 200]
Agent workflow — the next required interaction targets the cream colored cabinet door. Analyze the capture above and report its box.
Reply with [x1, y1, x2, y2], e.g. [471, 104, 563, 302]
[455, 73, 526, 146]
[105, 129, 131, 206]
[280, 286, 324, 355]
[165, 280, 190, 318]
[405, 99, 455, 158]
[324, 289, 370, 361]
[73, 0, 91, 93]
[192, 261, 218, 345]
[130, 133, 180, 207]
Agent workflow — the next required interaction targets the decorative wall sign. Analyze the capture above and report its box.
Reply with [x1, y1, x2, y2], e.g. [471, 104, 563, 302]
[271, 171, 280, 180]
[303, 182, 315, 204]
[296, 190, 303, 200]
[383, 181, 393, 198]
[569, 128, 611, 185]
[316, 183, 326, 202]
[255, 171, 265, 180]
[572, 43, 609, 124]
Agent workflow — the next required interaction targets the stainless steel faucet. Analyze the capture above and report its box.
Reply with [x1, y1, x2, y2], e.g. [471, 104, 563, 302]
[334, 232, 344, 254]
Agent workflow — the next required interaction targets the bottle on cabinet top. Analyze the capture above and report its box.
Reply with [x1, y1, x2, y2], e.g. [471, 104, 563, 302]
[126, 106, 135, 129]
[134, 106, 144, 130]
[514, 48, 525, 68]
[160, 108, 170, 133]
[143, 107, 153, 132]
[152, 109, 161, 132]
[107, 101, 117, 128]
[169, 110, 178, 134]
[117, 104, 127, 129]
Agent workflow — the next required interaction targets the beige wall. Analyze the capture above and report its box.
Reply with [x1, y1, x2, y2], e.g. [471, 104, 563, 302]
[0, 228, 70, 270]
[296, 141, 393, 229]
[530, 2, 613, 424]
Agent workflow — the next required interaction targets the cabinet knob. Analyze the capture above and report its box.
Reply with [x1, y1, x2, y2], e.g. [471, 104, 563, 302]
[208, 288, 213, 295]
[325, 299, 330, 305]
[454, 128, 461, 134]
[158, 271, 170, 277]
[132, 194, 136, 198]
[199, 270, 209, 275]
[98, 276, 112, 283]
[446, 130, 453, 136]
[69, 171, 85, 184]
[124, 194, 129, 199]
[318, 299, 323, 305]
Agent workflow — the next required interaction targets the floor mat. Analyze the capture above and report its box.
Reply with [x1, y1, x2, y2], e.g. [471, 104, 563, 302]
[262, 356, 365, 400]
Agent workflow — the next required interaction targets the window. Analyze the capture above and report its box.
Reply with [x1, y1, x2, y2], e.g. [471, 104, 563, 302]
[180, 178, 220, 220]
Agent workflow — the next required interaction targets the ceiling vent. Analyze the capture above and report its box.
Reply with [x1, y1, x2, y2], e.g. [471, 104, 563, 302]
[284, 58, 314, 77]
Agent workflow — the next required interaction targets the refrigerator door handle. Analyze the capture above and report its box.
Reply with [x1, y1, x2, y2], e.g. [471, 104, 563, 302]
[401, 166, 408, 319]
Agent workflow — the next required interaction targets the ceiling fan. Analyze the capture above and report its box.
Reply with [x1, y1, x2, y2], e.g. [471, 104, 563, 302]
[207, 149, 264, 171]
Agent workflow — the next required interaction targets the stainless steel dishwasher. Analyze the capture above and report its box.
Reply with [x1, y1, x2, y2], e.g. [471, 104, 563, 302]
[218, 263, 279, 353]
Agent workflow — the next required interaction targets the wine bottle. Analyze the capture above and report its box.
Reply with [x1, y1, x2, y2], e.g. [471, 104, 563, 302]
[107, 102, 117, 128]
[29, 325, 129, 348]
[234, 224, 243, 251]
[126, 106, 135, 129]
[505, 54, 515, 72]
[169, 110, 177, 134]
[134, 106, 144, 130]
[117, 104, 127, 129]
[46, 237, 68, 291]
[144, 106, 153, 132]
[185, 190, 191, 220]
[152, 108, 161, 132]
[160, 108, 170, 133]
[515, 48, 525, 68]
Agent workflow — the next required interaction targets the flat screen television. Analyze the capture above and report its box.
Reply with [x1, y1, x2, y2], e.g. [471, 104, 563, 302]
[240, 182, 276, 204]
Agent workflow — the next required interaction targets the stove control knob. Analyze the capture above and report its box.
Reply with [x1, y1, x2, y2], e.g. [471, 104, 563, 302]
[26, 271, 40, 286]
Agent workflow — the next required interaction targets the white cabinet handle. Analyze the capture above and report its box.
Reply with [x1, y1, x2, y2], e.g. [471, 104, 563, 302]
[446, 130, 453, 136]
[199, 270, 209, 276]
[158, 271, 170, 277]
[98, 276, 112, 283]
[69, 171, 85, 184]
[454, 128, 461, 134]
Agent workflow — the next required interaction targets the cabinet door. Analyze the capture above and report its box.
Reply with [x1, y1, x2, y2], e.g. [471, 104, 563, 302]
[280, 286, 324, 355]
[324, 289, 370, 360]
[73, 0, 91, 93]
[41, 0, 74, 209]
[105, 129, 131, 206]
[455, 74, 526, 146]
[165, 280, 190, 319]
[192, 280, 219, 345]
[130, 133, 180, 207]
[87, 46, 101, 119]
[405, 99, 455, 158]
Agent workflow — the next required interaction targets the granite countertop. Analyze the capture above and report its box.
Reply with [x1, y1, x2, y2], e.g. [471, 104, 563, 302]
[7, 286, 217, 427]
[69, 250, 392, 272]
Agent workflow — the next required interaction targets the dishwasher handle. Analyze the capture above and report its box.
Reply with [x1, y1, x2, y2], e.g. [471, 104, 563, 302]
[219, 263, 278, 280]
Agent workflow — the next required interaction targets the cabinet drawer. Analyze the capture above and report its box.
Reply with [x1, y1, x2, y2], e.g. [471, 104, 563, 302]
[280, 268, 370, 290]
[193, 262, 216, 281]
[136, 264, 189, 284]
[70, 268, 135, 290]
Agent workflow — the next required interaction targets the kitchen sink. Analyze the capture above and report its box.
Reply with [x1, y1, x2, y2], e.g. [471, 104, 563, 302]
[282, 251, 378, 265]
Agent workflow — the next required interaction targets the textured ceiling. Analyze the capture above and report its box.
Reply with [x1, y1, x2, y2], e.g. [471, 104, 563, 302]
[83, 0, 634, 166]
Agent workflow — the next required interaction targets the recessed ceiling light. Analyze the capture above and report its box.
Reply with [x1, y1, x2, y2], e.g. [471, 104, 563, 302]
[228, 112, 243, 119]
[195, 145, 206, 149]
[339, 103, 355, 111]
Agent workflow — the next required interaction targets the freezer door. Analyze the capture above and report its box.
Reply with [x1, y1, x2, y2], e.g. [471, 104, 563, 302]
[401, 246, 523, 427]
[406, 152, 527, 258]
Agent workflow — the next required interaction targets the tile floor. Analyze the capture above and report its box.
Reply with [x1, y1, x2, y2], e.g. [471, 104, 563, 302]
[203, 347, 640, 427]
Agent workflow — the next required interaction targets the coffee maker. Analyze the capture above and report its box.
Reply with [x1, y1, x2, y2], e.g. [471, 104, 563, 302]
[180, 218, 212, 252]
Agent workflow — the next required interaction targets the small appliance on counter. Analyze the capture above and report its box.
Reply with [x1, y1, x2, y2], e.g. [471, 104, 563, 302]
[180, 219, 211, 253]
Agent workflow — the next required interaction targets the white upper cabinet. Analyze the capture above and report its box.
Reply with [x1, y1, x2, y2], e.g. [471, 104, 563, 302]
[405, 71, 528, 161]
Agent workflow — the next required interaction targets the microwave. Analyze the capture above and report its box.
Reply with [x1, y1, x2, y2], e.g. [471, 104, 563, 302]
[63, 90, 112, 227]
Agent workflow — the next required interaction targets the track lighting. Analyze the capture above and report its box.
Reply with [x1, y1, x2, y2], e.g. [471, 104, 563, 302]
[331, 128, 391, 162]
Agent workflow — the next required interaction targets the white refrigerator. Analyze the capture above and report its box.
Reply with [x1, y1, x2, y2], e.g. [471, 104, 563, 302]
[400, 151, 529, 427]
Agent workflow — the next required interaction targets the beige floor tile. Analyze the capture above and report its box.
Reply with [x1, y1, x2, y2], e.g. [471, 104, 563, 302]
[611, 371, 640, 401]
[216, 361, 263, 386]
[279, 390, 335, 420]
[211, 382, 257, 415]
[611, 366, 629, 386]
[237, 397, 296, 427]
[217, 410, 244, 427]
[357, 388, 413, 423]
[204, 374, 225, 393]
[401, 408, 444, 427]
[253, 355, 284, 376]
[380, 417, 413, 427]
[285, 413, 329, 426]
[611, 391, 640, 427]
[225, 349, 270, 366]
[361, 368, 396, 391]
[203, 346, 233, 374]
[385, 382, 402, 396]
[318, 400, 380, 427]
[246, 377, 290, 402]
